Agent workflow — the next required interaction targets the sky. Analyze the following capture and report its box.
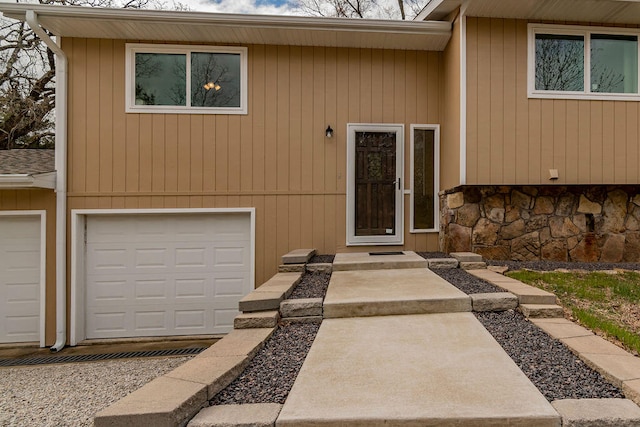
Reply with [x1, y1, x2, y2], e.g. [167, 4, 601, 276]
[0, 0, 411, 19]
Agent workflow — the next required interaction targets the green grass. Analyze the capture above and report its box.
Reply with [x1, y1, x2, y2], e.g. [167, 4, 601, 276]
[507, 270, 640, 355]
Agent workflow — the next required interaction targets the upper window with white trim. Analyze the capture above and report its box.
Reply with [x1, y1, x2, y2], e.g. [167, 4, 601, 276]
[529, 24, 640, 100]
[126, 44, 247, 114]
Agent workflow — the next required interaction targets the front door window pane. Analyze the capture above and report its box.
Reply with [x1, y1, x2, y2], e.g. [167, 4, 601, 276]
[135, 53, 186, 106]
[535, 34, 584, 91]
[191, 52, 241, 108]
[413, 129, 435, 230]
[591, 34, 638, 94]
[354, 131, 397, 236]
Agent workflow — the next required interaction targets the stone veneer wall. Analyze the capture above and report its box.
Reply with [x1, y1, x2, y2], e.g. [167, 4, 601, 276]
[439, 185, 640, 262]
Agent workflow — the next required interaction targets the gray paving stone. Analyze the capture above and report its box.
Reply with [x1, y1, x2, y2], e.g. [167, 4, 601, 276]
[280, 298, 323, 317]
[165, 356, 250, 399]
[239, 291, 284, 312]
[623, 379, 640, 406]
[94, 376, 207, 427]
[551, 398, 640, 426]
[428, 258, 459, 269]
[450, 252, 483, 262]
[234, 311, 280, 329]
[189, 403, 283, 427]
[460, 261, 487, 270]
[468, 269, 558, 305]
[520, 304, 564, 318]
[471, 292, 518, 312]
[278, 264, 305, 273]
[196, 328, 275, 359]
[282, 249, 316, 265]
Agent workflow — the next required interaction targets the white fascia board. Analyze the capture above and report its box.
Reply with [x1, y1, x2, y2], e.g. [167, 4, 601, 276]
[0, 4, 451, 35]
[0, 172, 56, 189]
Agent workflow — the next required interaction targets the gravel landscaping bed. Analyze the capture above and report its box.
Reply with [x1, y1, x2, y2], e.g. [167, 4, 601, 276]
[211, 322, 320, 405]
[308, 254, 335, 264]
[476, 311, 624, 401]
[431, 268, 503, 294]
[289, 271, 331, 299]
[487, 259, 640, 271]
[0, 356, 192, 427]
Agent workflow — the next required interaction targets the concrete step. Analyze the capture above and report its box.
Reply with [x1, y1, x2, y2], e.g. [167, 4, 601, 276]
[277, 313, 560, 426]
[450, 251, 483, 262]
[332, 251, 427, 271]
[467, 269, 557, 305]
[471, 292, 518, 312]
[280, 298, 323, 318]
[323, 268, 471, 318]
[189, 403, 282, 427]
[281, 248, 316, 265]
[239, 272, 302, 312]
[234, 311, 280, 329]
[551, 398, 640, 427]
[520, 304, 564, 318]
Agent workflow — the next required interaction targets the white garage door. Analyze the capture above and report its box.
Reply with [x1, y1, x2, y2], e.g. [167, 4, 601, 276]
[0, 216, 41, 344]
[85, 213, 252, 339]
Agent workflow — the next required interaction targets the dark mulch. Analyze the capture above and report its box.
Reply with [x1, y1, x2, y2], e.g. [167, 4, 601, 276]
[211, 322, 321, 405]
[476, 311, 624, 401]
[431, 268, 502, 294]
[487, 259, 640, 271]
[289, 271, 331, 299]
[308, 254, 335, 264]
[417, 251, 452, 259]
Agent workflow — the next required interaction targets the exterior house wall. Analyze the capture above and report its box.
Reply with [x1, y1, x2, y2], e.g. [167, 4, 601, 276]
[441, 14, 462, 191]
[63, 38, 451, 286]
[465, 17, 640, 185]
[438, 17, 640, 262]
[0, 189, 56, 346]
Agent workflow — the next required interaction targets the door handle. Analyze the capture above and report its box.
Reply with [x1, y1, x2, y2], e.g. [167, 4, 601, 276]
[396, 178, 401, 190]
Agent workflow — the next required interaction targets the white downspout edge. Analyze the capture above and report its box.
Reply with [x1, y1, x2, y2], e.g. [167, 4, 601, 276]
[459, 3, 467, 186]
[25, 10, 68, 352]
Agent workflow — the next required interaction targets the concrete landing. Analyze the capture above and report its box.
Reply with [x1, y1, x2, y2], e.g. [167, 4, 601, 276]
[332, 251, 427, 271]
[323, 268, 471, 318]
[277, 313, 560, 426]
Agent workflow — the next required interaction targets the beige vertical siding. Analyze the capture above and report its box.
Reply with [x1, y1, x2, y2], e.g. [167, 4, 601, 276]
[466, 17, 640, 185]
[63, 39, 451, 284]
[441, 13, 462, 191]
[0, 189, 56, 346]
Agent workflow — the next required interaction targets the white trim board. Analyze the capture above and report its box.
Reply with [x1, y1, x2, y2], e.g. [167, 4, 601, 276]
[70, 208, 256, 345]
[0, 210, 47, 347]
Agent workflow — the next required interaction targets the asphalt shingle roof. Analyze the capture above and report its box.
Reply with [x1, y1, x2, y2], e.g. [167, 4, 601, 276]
[0, 149, 55, 175]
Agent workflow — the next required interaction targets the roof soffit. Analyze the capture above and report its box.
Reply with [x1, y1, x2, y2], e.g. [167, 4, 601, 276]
[0, 4, 452, 50]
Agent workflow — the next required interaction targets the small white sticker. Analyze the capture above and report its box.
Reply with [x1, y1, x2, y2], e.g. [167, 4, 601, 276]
[386, 228, 393, 234]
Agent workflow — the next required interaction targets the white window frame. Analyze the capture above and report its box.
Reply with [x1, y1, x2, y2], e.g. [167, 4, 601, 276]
[125, 44, 248, 114]
[410, 124, 440, 233]
[528, 23, 640, 101]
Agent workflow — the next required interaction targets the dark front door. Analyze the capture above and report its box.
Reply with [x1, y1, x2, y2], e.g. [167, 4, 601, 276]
[347, 124, 403, 245]
[355, 131, 397, 236]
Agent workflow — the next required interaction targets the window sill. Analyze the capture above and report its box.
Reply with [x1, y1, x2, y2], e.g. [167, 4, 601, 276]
[528, 92, 640, 102]
[126, 107, 248, 115]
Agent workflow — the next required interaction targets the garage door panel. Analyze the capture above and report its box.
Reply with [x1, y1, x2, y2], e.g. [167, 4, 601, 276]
[0, 216, 41, 344]
[85, 214, 252, 339]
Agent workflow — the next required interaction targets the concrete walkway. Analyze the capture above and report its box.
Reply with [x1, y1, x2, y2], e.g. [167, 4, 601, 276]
[277, 252, 561, 426]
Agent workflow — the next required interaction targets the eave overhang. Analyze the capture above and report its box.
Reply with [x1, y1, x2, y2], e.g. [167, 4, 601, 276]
[417, 0, 640, 25]
[0, 172, 57, 189]
[0, 4, 452, 51]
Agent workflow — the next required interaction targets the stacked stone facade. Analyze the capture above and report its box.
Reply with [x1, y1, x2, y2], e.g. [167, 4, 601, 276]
[439, 186, 640, 263]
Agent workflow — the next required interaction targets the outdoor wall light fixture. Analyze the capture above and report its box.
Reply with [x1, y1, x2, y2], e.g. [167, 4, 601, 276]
[325, 125, 334, 138]
[207, 82, 221, 91]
